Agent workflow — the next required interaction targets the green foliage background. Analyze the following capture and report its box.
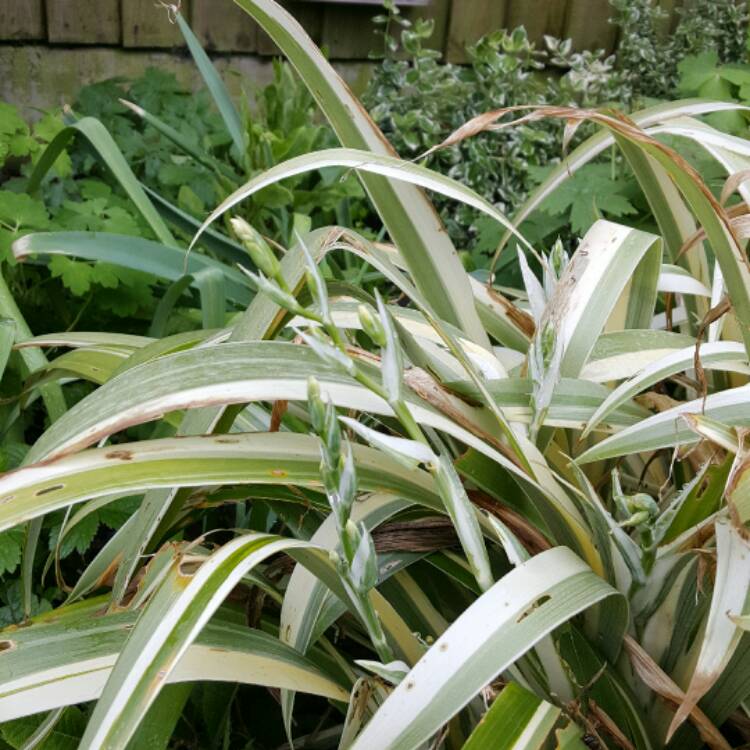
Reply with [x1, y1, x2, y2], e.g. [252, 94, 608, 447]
[0, 0, 749, 746]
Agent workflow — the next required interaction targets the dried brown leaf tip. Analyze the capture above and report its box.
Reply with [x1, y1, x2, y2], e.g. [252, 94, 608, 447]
[624, 636, 730, 750]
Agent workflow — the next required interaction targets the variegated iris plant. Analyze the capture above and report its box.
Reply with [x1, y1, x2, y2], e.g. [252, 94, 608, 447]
[4, 1, 750, 748]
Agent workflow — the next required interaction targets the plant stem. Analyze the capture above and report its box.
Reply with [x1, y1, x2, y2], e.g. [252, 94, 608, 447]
[355, 587, 396, 664]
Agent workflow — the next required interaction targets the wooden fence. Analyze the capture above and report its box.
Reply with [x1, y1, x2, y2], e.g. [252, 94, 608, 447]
[0, 0, 684, 62]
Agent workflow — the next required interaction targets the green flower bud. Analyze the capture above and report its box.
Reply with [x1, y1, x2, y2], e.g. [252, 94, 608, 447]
[323, 400, 342, 462]
[619, 510, 650, 529]
[549, 237, 567, 279]
[344, 518, 362, 558]
[349, 524, 378, 594]
[358, 304, 386, 347]
[540, 322, 556, 369]
[337, 445, 357, 513]
[626, 492, 659, 518]
[230, 217, 280, 279]
[375, 290, 403, 404]
[301, 240, 329, 322]
[328, 491, 348, 530]
[328, 548, 342, 569]
[307, 376, 326, 435]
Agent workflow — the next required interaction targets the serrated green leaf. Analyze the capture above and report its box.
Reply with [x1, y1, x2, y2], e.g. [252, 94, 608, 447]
[0, 103, 26, 137]
[0, 531, 23, 577]
[48, 257, 93, 297]
[531, 164, 637, 235]
[678, 52, 720, 94]
[0, 193, 49, 230]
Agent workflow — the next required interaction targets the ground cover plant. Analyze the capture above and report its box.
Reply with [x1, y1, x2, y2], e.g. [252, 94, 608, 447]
[366, 0, 750, 267]
[3, 0, 750, 748]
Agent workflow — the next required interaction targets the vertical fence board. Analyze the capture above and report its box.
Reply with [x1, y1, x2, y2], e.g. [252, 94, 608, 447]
[0, 0, 691, 60]
[320, 3, 377, 59]
[445, 0, 507, 63]
[0, 0, 44, 40]
[505, 0, 566, 45]
[564, 0, 616, 52]
[192, 0, 257, 51]
[403, 0, 451, 54]
[122, 0, 191, 47]
[46, 0, 120, 44]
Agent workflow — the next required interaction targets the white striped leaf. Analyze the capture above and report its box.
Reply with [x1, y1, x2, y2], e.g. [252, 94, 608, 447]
[582, 342, 748, 438]
[576, 385, 750, 463]
[528, 220, 661, 432]
[461, 682, 561, 750]
[348, 546, 625, 750]
[451, 376, 650, 431]
[191, 148, 532, 284]
[667, 520, 750, 739]
[682, 414, 740, 453]
[17, 332, 150, 351]
[232, 0, 488, 346]
[23, 342, 528, 488]
[0, 433, 441, 534]
[657, 264, 712, 297]
[543, 221, 662, 379]
[78, 534, 346, 749]
[0, 605, 347, 721]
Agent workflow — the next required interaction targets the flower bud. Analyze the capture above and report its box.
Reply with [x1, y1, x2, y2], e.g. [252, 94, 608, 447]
[230, 217, 281, 279]
[358, 304, 386, 347]
[345, 518, 362, 557]
[328, 548, 342, 569]
[375, 290, 402, 403]
[549, 237, 567, 279]
[349, 524, 378, 594]
[301, 241, 329, 322]
[540, 322, 556, 369]
[307, 376, 326, 434]
[337, 445, 357, 513]
[323, 400, 342, 462]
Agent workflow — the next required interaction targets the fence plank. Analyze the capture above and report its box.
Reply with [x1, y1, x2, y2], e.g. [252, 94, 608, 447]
[0, 0, 44, 40]
[564, 0, 616, 52]
[122, 0, 191, 47]
[403, 0, 451, 54]
[505, 0, 566, 45]
[319, 2, 378, 59]
[192, 0, 257, 51]
[445, 0, 507, 63]
[46, 0, 120, 44]
[0, 0, 691, 60]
